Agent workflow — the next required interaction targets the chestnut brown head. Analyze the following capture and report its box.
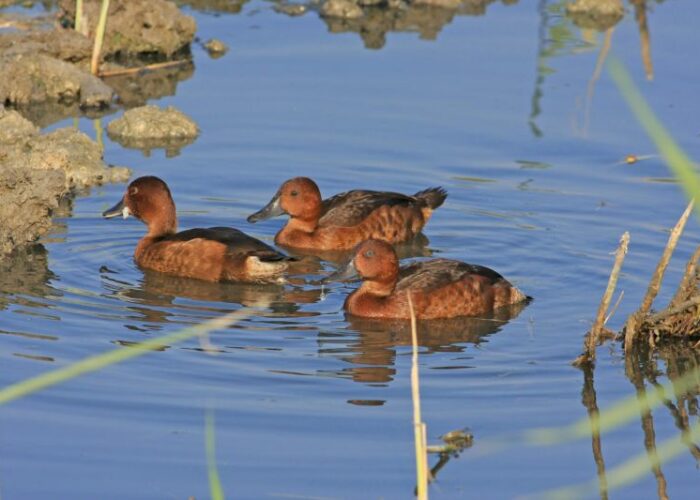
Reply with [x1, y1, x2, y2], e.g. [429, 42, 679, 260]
[248, 177, 322, 223]
[103, 176, 177, 234]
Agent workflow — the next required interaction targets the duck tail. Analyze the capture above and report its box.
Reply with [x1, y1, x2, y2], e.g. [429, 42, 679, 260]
[414, 187, 447, 210]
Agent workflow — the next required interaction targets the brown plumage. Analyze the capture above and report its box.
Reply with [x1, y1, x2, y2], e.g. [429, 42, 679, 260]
[247, 177, 447, 251]
[103, 176, 293, 284]
[326, 239, 528, 320]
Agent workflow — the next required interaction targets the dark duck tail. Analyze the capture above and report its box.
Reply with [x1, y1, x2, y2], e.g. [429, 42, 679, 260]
[414, 187, 447, 210]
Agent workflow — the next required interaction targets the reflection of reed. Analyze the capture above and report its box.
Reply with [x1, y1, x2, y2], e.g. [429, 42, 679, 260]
[625, 346, 669, 500]
[630, 0, 653, 80]
[576, 27, 614, 136]
[655, 345, 700, 464]
[580, 363, 609, 500]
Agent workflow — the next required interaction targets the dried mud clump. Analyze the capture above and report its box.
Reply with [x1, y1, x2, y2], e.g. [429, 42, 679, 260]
[0, 166, 65, 256]
[3, 128, 131, 189]
[0, 19, 93, 66]
[0, 107, 39, 144]
[59, 0, 197, 58]
[0, 120, 131, 256]
[106, 104, 199, 155]
[0, 53, 113, 108]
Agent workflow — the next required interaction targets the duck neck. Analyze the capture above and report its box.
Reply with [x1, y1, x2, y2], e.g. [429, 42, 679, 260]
[359, 278, 396, 298]
[286, 215, 318, 234]
[135, 211, 177, 259]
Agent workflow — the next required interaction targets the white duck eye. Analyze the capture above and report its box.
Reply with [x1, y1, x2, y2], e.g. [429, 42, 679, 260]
[364, 250, 374, 258]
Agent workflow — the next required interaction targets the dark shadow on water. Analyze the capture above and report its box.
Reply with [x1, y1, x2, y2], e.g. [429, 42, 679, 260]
[319, 300, 528, 384]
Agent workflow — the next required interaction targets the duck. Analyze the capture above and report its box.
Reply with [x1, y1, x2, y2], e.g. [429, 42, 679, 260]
[102, 176, 293, 284]
[325, 239, 528, 319]
[247, 177, 447, 251]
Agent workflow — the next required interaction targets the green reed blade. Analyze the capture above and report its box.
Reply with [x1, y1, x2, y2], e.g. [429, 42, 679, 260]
[206, 410, 225, 500]
[608, 57, 700, 203]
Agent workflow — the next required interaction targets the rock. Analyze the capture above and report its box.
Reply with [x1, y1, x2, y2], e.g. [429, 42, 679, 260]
[0, 24, 93, 67]
[1, 128, 131, 190]
[106, 104, 198, 139]
[0, 53, 114, 108]
[0, 166, 65, 257]
[0, 126, 131, 256]
[321, 0, 364, 19]
[0, 107, 39, 144]
[59, 0, 197, 58]
[203, 38, 229, 58]
[107, 105, 199, 156]
[274, 3, 309, 16]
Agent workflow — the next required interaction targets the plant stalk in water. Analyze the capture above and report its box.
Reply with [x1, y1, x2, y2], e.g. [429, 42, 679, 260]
[409, 294, 429, 499]
[90, 0, 111, 75]
[74, 0, 83, 33]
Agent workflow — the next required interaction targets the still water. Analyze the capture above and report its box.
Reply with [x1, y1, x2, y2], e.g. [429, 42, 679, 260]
[2, 1, 700, 498]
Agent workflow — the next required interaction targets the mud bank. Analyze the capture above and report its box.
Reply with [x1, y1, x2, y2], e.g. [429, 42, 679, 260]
[0, 107, 131, 257]
[0, 0, 204, 256]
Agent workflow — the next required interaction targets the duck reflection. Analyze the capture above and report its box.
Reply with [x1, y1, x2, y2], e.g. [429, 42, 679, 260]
[101, 268, 324, 327]
[282, 233, 433, 267]
[326, 300, 528, 384]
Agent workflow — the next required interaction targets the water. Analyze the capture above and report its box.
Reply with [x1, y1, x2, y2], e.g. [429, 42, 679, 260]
[2, 1, 700, 498]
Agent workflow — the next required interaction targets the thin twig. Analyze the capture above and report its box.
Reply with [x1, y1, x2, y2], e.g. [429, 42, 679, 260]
[604, 290, 625, 326]
[575, 232, 629, 366]
[625, 200, 695, 349]
[99, 59, 191, 78]
[669, 246, 700, 309]
[640, 200, 694, 316]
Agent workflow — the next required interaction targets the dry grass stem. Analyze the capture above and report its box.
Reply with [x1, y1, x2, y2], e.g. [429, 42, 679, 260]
[625, 200, 695, 349]
[408, 294, 429, 499]
[99, 59, 191, 78]
[574, 232, 629, 366]
[90, 0, 111, 75]
[669, 246, 700, 309]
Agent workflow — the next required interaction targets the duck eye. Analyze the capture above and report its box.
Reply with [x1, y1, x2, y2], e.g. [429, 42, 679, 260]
[290, 190, 299, 197]
[129, 186, 139, 196]
[364, 250, 375, 258]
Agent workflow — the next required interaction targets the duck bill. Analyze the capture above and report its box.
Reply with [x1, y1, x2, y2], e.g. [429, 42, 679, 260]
[322, 260, 359, 283]
[102, 198, 130, 219]
[247, 192, 285, 223]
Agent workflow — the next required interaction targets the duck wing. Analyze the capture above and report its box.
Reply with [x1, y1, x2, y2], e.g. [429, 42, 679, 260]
[165, 227, 290, 262]
[396, 259, 506, 293]
[319, 190, 416, 227]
